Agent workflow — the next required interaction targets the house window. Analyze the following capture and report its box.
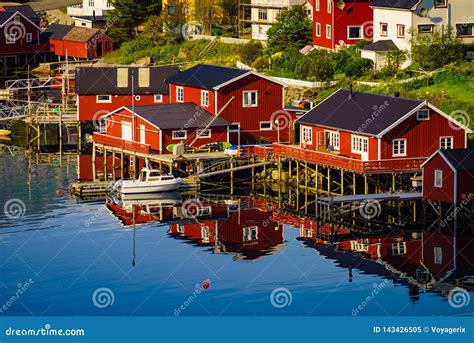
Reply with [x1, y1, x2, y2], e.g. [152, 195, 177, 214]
[201, 226, 210, 243]
[197, 129, 211, 138]
[260, 121, 272, 131]
[417, 109, 429, 120]
[98, 120, 107, 133]
[351, 135, 368, 153]
[14, 15, 20, 24]
[392, 242, 406, 255]
[167, 5, 174, 15]
[440, 136, 453, 149]
[26, 33, 32, 43]
[177, 224, 185, 233]
[380, 23, 388, 36]
[228, 123, 240, 132]
[176, 86, 184, 102]
[302, 126, 312, 144]
[96, 95, 112, 103]
[172, 130, 187, 140]
[316, 0, 320, 11]
[327, 131, 340, 150]
[243, 91, 257, 107]
[316, 23, 321, 37]
[154, 94, 163, 103]
[418, 24, 434, 33]
[456, 23, 474, 37]
[6, 34, 15, 44]
[434, 247, 443, 264]
[434, 169, 443, 188]
[326, 24, 331, 39]
[89, 0, 95, 6]
[258, 8, 267, 21]
[348, 26, 362, 39]
[397, 24, 405, 38]
[201, 90, 209, 107]
[243, 226, 258, 241]
[327, 0, 331, 13]
[392, 139, 407, 157]
[434, 0, 447, 7]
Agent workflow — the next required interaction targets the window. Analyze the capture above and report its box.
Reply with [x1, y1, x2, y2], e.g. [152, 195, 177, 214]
[434, 169, 443, 188]
[258, 8, 267, 21]
[440, 136, 453, 149]
[456, 23, 474, 37]
[26, 33, 32, 43]
[302, 126, 312, 144]
[434, 0, 447, 7]
[177, 224, 185, 233]
[392, 139, 406, 157]
[418, 24, 434, 33]
[176, 86, 184, 102]
[201, 90, 209, 107]
[397, 24, 405, 38]
[348, 26, 362, 39]
[228, 123, 240, 132]
[260, 121, 272, 131]
[315, 23, 321, 37]
[326, 24, 331, 39]
[327, 0, 331, 13]
[14, 15, 20, 24]
[172, 130, 187, 140]
[392, 242, 406, 255]
[96, 95, 112, 103]
[197, 129, 211, 138]
[89, 0, 94, 6]
[6, 34, 15, 44]
[352, 135, 368, 153]
[243, 91, 257, 107]
[154, 94, 163, 103]
[201, 226, 210, 243]
[380, 23, 388, 37]
[417, 109, 429, 120]
[243, 226, 258, 241]
[316, 0, 320, 11]
[98, 120, 107, 133]
[327, 131, 340, 150]
[168, 5, 175, 15]
[433, 247, 443, 264]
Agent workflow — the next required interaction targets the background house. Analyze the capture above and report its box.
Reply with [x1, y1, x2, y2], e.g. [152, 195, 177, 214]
[67, 0, 113, 28]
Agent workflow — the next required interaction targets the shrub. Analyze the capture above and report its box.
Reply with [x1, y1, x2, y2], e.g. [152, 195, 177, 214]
[344, 57, 373, 78]
[239, 40, 264, 65]
[295, 49, 335, 81]
[252, 56, 269, 71]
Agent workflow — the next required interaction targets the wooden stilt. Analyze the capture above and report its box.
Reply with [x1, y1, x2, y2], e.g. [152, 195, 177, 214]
[92, 142, 97, 182]
[112, 150, 116, 181]
[120, 150, 124, 180]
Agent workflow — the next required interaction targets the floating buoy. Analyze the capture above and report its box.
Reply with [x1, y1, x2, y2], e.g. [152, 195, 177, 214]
[55, 190, 62, 196]
[201, 280, 210, 289]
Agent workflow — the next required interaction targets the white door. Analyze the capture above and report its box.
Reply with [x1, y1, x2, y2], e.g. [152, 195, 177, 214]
[140, 125, 146, 144]
[361, 138, 369, 161]
[121, 121, 132, 141]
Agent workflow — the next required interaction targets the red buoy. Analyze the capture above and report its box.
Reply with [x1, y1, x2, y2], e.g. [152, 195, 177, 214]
[201, 280, 210, 289]
[55, 190, 62, 196]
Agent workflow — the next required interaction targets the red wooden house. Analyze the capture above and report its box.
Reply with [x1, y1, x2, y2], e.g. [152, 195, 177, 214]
[75, 66, 180, 121]
[166, 64, 290, 145]
[421, 148, 474, 205]
[95, 103, 230, 154]
[42, 23, 113, 60]
[281, 89, 472, 173]
[310, 0, 373, 49]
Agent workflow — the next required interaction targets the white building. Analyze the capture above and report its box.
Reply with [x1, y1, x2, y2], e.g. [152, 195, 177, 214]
[67, 0, 114, 28]
[361, 0, 474, 69]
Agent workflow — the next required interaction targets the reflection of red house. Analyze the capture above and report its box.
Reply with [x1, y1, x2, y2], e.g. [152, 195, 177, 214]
[421, 148, 474, 205]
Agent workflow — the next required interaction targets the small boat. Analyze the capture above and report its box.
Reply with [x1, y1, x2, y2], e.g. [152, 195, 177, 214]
[0, 129, 12, 136]
[117, 168, 182, 194]
[0, 135, 11, 141]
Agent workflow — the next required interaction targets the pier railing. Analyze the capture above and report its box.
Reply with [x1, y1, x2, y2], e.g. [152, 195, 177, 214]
[93, 133, 151, 154]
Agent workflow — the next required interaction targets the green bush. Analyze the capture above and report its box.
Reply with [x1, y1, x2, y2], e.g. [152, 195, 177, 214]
[252, 56, 269, 71]
[239, 40, 264, 65]
[343, 57, 373, 78]
[295, 50, 335, 81]
[272, 47, 301, 73]
[120, 38, 155, 55]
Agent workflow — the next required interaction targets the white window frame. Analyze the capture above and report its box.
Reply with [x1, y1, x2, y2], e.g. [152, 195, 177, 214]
[197, 129, 211, 138]
[418, 24, 434, 33]
[392, 242, 406, 255]
[316, 23, 321, 37]
[201, 225, 210, 243]
[172, 130, 187, 140]
[242, 90, 258, 107]
[26, 33, 32, 43]
[327, 0, 331, 13]
[434, 0, 447, 7]
[397, 24, 405, 38]
[258, 8, 267, 21]
[13, 15, 20, 24]
[326, 24, 331, 39]
[417, 109, 430, 120]
[434, 169, 443, 188]
[347, 26, 363, 40]
[351, 135, 368, 153]
[326, 130, 340, 150]
[176, 86, 184, 103]
[380, 23, 388, 37]
[96, 95, 112, 103]
[243, 226, 258, 241]
[316, 0, 320, 11]
[201, 90, 209, 107]
[392, 139, 407, 157]
[301, 126, 313, 145]
[228, 123, 240, 132]
[433, 247, 443, 264]
[259, 121, 272, 131]
[6, 34, 15, 44]
[439, 136, 453, 149]
[154, 94, 163, 103]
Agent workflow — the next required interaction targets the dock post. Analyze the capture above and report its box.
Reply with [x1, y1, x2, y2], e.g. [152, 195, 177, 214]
[296, 160, 300, 187]
[392, 173, 396, 192]
[278, 156, 282, 183]
[120, 150, 124, 180]
[288, 159, 292, 179]
[315, 164, 319, 192]
[92, 142, 97, 182]
[364, 174, 368, 194]
[352, 173, 356, 195]
[112, 150, 116, 181]
[103, 147, 107, 181]
[327, 168, 331, 195]
[230, 157, 234, 195]
[305, 161, 308, 191]
[341, 169, 344, 196]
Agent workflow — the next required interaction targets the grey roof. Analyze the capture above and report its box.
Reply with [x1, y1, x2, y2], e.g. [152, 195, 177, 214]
[125, 103, 231, 129]
[72, 15, 106, 22]
[360, 39, 399, 52]
[75, 66, 180, 95]
[440, 148, 474, 171]
[371, 0, 420, 9]
[166, 64, 249, 90]
[297, 89, 424, 136]
[0, 5, 38, 26]
[41, 23, 73, 40]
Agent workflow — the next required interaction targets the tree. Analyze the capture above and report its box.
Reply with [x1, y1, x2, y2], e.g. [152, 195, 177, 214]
[239, 40, 263, 65]
[194, 0, 221, 35]
[266, 6, 312, 55]
[343, 57, 373, 78]
[220, 0, 238, 32]
[384, 49, 407, 76]
[295, 50, 335, 81]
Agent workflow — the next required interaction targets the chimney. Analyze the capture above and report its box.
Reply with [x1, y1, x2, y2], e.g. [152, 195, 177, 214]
[349, 84, 353, 99]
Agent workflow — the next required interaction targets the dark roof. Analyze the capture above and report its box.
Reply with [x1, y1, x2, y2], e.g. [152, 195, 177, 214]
[41, 23, 73, 40]
[371, 0, 420, 9]
[124, 103, 231, 129]
[0, 5, 38, 20]
[166, 64, 249, 90]
[71, 15, 106, 22]
[297, 89, 423, 136]
[360, 39, 399, 52]
[75, 66, 180, 95]
[440, 148, 474, 171]
[0, 12, 11, 26]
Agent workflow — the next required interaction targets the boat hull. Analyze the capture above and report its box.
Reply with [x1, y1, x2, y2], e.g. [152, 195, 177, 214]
[120, 179, 182, 194]
[0, 130, 12, 136]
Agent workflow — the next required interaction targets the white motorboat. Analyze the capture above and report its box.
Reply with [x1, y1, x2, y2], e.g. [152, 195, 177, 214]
[117, 168, 182, 194]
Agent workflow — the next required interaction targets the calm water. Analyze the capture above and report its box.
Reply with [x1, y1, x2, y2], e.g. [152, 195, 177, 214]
[0, 153, 473, 316]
